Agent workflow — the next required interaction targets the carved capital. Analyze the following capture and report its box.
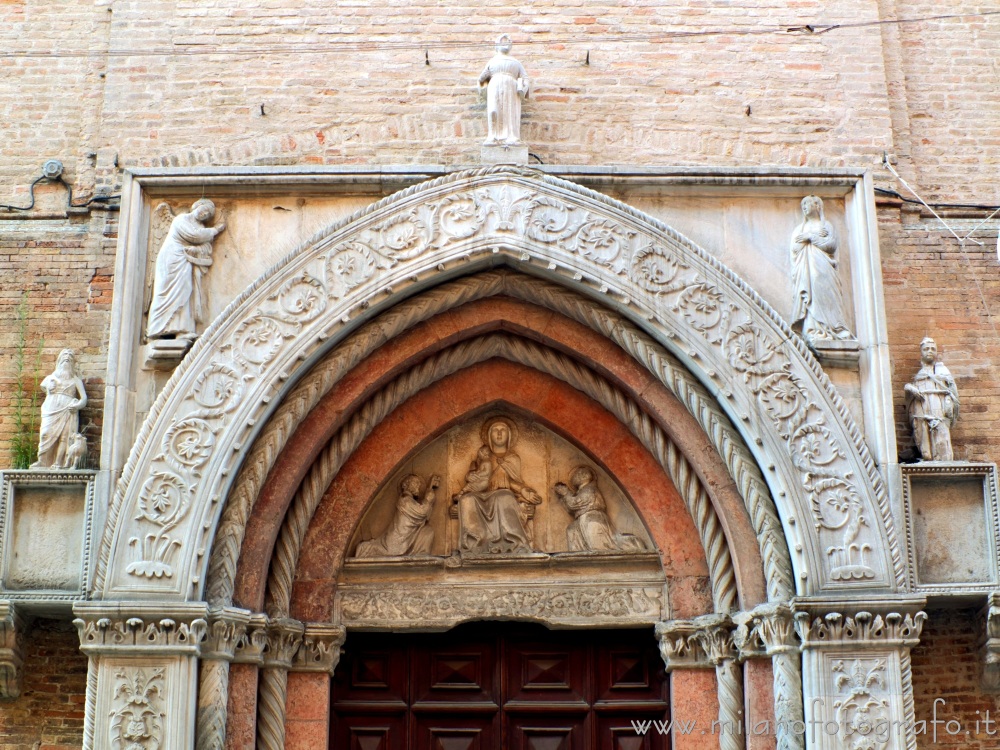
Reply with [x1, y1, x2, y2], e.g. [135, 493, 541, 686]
[0, 602, 29, 699]
[733, 602, 798, 660]
[656, 614, 735, 670]
[262, 618, 304, 670]
[232, 613, 269, 665]
[794, 599, 926, 650]
[981, 594, 1000, 692]
[293, 624, 347, 674]
[201, 607, 252, 661]
[72, 602, 208, 656]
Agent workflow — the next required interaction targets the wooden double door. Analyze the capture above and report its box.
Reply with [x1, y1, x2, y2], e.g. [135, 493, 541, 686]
[331, 622, 669, 749]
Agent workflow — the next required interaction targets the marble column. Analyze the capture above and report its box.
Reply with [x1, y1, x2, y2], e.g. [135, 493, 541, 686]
[256, 617, 304, 750]
[195, 607, 251, 750]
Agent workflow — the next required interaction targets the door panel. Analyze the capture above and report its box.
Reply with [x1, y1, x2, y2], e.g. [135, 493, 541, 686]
[331, 623, 669, 749]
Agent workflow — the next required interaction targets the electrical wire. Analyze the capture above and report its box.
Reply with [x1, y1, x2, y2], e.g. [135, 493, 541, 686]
[2, 10, 998, 59]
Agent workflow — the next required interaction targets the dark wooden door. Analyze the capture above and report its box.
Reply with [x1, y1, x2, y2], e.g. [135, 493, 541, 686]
[331, 622, 669, 749]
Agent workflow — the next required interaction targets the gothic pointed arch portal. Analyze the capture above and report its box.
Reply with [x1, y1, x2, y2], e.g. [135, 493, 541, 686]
[95, 165, 902, 603]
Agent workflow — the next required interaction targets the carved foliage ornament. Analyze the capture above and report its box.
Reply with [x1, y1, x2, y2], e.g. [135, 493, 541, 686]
[106, 168, 897, 595]
[795, 610, 926, 649]
[110, 667, 165, 750]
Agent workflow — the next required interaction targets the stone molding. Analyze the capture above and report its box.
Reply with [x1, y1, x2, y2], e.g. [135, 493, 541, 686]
[73, 602, 208, 656]
[655, 613, 736, 671]
[96, 166, 900, 601]
[981, 594, 1000, 692]
[0, 601, 29, 699]
[261, 618, 304, 670]
[293, 623, 347, 674]
[201, 607, 252, 661]
[793, 599, 926, 650]
[232, 612, 269, 665]
[733, 602, 798, 660]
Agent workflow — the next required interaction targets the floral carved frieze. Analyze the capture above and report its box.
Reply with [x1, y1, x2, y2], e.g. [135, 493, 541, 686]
[100, 167, 900, 599]
[109, 667, 166, 750]
[337, 583, 662, 629]
[795, 610, 926, 650]
[73, 603, 208, 656]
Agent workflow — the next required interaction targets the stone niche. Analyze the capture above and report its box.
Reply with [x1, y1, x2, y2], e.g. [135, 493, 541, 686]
[902, 463, 1000, 593]
[0, 471, 95, 598]
[340, 411, 666, 631]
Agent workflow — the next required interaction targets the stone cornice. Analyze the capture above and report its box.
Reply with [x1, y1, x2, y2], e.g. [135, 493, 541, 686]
[656, 614, 735, 670]
[72, 602, 208, 656]
[733, 602, 797, 660]
[0, 602, 29, 699]
[793, 598, 926, 650]
[292, 624, 347, 674]
[201, 607, 252, 661]
[261, 618, 305, 670]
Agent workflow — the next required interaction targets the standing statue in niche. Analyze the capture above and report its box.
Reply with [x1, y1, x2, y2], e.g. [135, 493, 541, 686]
[789, 195, 857, 349]
[355, 473, 441, 557]
[146, 199, 226, 341]
[31, 349, 87, 470]
[479, 34, 530, 146]
[905, 337, 959, 462]
[554, 466, 646, 552]
[455, 417, 542, 554]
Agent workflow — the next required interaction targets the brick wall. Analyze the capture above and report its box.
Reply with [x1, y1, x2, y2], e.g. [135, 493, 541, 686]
[911, 608, 1000, 750]
[0, 619, 87, 750]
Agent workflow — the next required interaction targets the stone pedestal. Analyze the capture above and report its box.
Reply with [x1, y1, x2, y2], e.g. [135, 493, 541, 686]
[481, 143, 528, 165]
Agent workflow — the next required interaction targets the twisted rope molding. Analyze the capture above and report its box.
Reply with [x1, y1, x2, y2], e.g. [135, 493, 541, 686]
[99, 166, 899, 596]
[256, 669, 287, 750]
[264, 333, 738, 617]
[82, 656, 97, 750]
[773, 651, 804, 750]
[716, 659, 746, 750]
[207, 271, 792, 610]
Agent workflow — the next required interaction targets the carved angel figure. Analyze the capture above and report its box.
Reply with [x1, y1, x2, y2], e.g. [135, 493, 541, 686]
[146, 199, 225, 340]
[904, 337, 959, 461]
[479, 34, 530, 146]
[790, 195, 856, 348]
[355, 473, 440, 557]
[455, 417, 542, 554]
[31, 348, 87, 470]
[554, 466, 645, 552]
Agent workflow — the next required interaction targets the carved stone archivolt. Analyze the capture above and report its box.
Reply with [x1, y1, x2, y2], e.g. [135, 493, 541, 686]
[99, 166, 898, 604]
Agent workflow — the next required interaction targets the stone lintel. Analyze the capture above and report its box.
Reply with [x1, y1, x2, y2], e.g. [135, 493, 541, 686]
[73, 601, 208, 656]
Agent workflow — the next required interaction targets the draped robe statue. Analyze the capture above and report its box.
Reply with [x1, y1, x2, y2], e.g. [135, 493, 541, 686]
[905, 337, 959, 461]
[479, 34, 530, 146]
[456, 418, 542, 554]
[790, 195, 856, 348]
[31, 349, 87, 470]
[355, 474, 439, 557]
[147, 199, 225, 340]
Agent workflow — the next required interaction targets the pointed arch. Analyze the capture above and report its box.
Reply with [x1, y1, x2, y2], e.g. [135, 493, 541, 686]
[95, 166, 902, 600]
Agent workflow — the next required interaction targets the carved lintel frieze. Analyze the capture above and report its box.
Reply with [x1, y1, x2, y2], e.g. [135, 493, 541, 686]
[232, 613, 269, 665]
[201, 607, 252, 662]
[793, 598, 926, 650]
[72, 602, 208, 656]
[0, 602, 29, 699]
[292, 624, 347, 674]
[980, 594, 1000, 692]
[733, 602, 798, 660]
[262, 618, 304, 671]
[656, 614, 735, 671]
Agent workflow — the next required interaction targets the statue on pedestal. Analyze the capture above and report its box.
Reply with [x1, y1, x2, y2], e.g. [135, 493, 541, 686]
[790, 195, 857, 350]
[479, 34, 530, 147]
[146, 199, 225, 341]
[905, 337, 959, 461]
[31, 349, 87, 470]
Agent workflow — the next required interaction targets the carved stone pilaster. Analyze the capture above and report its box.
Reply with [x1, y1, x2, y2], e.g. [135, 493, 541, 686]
[257, 618, 304, 750]
[794, 599, 925, 750]
[734, 603, 803, 750]
[293, 623, 347, 674]
[73, 603, 208, 750]
[657, 615, 744, 750]
[0, 602, 29, 699]
[196, 608, 251, 750]
[980, 594, 1000, 692]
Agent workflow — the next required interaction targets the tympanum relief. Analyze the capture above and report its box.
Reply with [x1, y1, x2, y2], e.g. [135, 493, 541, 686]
[349, 414, 651, 559]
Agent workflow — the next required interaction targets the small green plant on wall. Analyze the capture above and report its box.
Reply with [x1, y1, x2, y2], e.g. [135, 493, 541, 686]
[10, 294, 44, 469]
